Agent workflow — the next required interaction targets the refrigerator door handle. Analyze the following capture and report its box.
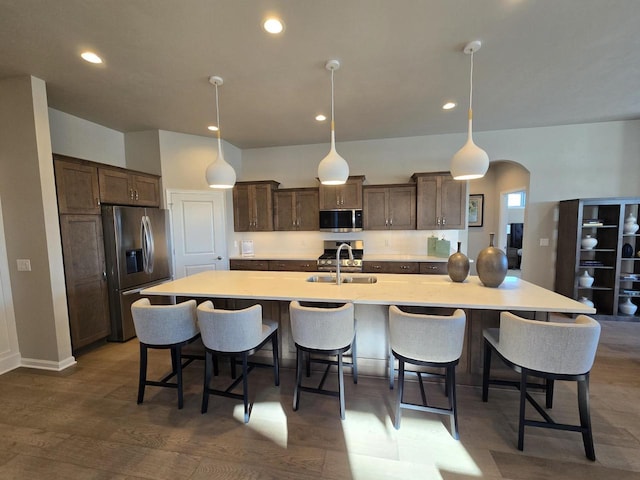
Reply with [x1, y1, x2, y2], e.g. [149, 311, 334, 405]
[141, 215, 155, 274]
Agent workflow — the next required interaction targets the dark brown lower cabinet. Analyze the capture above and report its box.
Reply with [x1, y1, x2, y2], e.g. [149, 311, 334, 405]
[363, 261, 420, 274]
[59, 215, 111, 351]
[363, 261, 448, 274]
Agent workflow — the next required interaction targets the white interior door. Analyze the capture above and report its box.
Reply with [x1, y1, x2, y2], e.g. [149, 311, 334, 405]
[168, 190, 228, 278]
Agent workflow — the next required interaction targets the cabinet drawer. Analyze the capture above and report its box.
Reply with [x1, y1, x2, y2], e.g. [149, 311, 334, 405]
[420, 262, 448, 274]
[229, 259, 270, 271]
[363, 261, 419, 274]
[268, 260, 316, 272]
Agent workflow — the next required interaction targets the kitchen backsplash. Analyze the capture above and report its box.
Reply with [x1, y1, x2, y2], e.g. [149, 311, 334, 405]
[229, 229, 463, 257]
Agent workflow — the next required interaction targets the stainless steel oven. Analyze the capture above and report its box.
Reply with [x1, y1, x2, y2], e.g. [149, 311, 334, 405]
[317, 240, 364, 272]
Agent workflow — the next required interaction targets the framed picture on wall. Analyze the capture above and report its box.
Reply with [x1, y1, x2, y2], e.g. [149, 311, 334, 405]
[468, 194, 484, 227]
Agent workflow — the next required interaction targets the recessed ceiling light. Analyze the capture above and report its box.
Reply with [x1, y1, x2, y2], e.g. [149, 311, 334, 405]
[81, 51, 103, 64]
[442, 102, 456, 110]
[263, 17, 284, 34]
[315, 114, 327, 122]
[207, 125, 219, 132]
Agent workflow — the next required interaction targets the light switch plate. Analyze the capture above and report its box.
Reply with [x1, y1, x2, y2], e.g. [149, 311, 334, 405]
[539, 238, 549, 247]
[16, 259, 31, 271]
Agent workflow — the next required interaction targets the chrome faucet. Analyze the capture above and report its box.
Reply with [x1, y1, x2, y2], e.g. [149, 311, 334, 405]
[335, 243, 353, 285]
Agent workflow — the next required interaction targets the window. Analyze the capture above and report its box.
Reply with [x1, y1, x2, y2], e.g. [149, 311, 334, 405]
[507, 191, 526, 207]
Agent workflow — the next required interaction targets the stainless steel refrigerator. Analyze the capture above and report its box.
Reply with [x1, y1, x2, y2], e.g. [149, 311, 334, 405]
[102, 205, 172, 341]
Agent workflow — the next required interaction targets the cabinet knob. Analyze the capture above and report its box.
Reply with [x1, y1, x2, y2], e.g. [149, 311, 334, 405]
[217, 256, 222, 260]
[400, 265, 409, 269]
[135, 190, 139, 200]
[442, 216, 446, 225]
[389, 218, 393, 226]
[373, 265, 381, 269]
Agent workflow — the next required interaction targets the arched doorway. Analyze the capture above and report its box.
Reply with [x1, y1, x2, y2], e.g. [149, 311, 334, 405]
[467, 161, 530, 277]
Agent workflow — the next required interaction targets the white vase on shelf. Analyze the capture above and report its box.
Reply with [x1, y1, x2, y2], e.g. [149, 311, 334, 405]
[578, 270, 594, 287]
[578, 296, 594, 308]
[624, 214, 639, 234]
[619, 298, 638, 315]
[581, 235, 598, 250]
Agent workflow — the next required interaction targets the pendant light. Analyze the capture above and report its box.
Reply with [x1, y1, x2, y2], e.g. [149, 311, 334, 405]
[450, 41, 489, 181]
[205, 75, 236, 189]
[318, 59, 349, 185]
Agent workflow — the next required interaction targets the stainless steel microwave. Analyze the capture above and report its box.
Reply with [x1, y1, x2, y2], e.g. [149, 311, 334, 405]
[319, 209, 363, 232]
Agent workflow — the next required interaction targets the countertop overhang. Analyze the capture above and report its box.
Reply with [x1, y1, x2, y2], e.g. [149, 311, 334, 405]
[143, 270, 594, 314]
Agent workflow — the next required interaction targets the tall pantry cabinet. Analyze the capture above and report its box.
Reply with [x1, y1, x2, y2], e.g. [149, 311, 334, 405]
[54, 155, 111, 350]
[555, 197, 640, 319]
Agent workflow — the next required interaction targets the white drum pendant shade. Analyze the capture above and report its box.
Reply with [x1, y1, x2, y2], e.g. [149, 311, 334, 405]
[318, 127, 349, 185]
[450, 115, 489, 180]
[318, 60, 349, 185]
[206, 137, 236, 188]
[205, 75, 236, 189]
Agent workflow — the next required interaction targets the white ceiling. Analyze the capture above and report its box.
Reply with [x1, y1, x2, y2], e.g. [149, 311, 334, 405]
[1, 0, 639, 149]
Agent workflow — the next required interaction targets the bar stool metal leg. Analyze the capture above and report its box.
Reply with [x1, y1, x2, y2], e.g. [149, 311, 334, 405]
[138, 343, 148, 404]
[578, 376, 595, 461]
[394, 358, 405, 429]
[293, 348, 302, 411]
[338, 351, 345, 420]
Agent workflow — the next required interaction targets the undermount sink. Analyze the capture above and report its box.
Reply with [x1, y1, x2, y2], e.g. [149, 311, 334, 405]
[306, 275, 378, 284]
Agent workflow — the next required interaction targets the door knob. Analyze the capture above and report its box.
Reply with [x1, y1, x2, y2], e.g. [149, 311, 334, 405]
[217, 256, 222, 260]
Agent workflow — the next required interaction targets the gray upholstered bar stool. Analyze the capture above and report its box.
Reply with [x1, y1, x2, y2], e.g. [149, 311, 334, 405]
[389, 306, 466, 438]
[131, 298, 200, 409]
[482, 312, 601, 460]
[289, 301, 357, 420]
[196, 301, 279, 423]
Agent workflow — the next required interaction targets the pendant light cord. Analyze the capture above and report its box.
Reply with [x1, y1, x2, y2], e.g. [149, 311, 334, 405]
[330, 67, 335, 132]
[215, 83, 222, 144]
[468, 50, 474, 119]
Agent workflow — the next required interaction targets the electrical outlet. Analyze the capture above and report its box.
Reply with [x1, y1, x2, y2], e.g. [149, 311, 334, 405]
[16, 259, 31, 271]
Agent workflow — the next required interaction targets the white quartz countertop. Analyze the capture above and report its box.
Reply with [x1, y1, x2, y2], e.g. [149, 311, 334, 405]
[143, 270, 594, 314]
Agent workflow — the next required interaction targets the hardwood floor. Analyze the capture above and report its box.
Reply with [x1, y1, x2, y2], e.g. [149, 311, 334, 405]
[1, 320, 639, 479]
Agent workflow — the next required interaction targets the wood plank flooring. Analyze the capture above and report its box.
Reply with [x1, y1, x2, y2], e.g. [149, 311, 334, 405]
[1, 320, 639, 479]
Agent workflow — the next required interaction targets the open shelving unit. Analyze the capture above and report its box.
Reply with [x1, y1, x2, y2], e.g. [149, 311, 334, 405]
[555, 197, 640, 320]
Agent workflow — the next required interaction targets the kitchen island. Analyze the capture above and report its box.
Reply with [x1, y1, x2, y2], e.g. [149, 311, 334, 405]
[142, 270, 595, 384]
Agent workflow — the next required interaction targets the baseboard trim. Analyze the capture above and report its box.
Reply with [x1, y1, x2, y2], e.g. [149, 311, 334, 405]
[20, 355, 77, 372]
[0, 352, 22, 375]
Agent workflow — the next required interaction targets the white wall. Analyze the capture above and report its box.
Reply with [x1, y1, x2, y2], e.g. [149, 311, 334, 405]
[508, 208, 525, 224]
[0, 77, 74, 368]
[158, 130, 242, 237]
[241, 121, 640, 288]
[124, 130, 162, 175]
[44, 112, 640, 292]
[48, 109, 126, 167]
